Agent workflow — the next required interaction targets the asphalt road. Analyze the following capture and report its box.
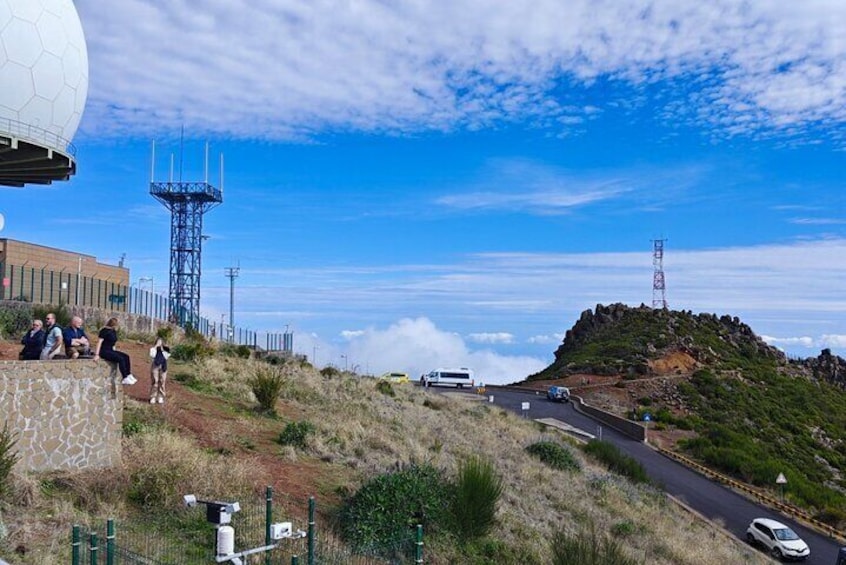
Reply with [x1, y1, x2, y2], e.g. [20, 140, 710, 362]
[445, 386, 843, 564]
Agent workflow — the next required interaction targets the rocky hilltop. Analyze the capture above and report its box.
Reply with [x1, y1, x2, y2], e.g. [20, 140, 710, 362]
[529, 303, 845, 388]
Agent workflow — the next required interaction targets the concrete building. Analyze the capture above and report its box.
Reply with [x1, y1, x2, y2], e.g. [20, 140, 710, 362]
[0, 238, 129, 308]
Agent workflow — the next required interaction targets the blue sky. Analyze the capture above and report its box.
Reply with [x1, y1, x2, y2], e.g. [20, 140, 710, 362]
[3, 1, 846, 383]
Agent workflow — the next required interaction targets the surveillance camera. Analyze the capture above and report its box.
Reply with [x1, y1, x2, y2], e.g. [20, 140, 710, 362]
[270, 522, 292, 540]
[183, 494, 197, 507]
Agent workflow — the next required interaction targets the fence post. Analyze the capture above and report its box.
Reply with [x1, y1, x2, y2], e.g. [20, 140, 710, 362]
[415, 524, 423, 564]
[292, 556, 299, 565]
[265, 486, 272, 565]
[71, 525, 81, 565]
[106, 519, 115, 565]
[90, 531, 99, 565]
[308, 496, 315, 565]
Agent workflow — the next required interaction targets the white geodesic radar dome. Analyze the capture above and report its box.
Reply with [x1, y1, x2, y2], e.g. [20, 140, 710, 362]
[0, 0, 88, 152]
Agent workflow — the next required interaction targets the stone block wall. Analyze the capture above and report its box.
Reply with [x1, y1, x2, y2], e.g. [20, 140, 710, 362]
[0, 360, 122, 471]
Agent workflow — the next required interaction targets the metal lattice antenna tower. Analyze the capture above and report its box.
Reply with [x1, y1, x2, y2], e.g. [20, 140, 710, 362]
[652, 238, 668, 309]
[150, 141, 223, 327]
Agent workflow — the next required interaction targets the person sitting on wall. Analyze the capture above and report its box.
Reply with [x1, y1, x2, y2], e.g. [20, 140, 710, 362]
[20, 319, 45, 360]
[63, 316, 92, 359]
[40, 312, 65, 360]
[94, 317, 137, 386]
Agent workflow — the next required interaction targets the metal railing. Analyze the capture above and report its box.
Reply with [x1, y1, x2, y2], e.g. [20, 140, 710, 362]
[0, 116, 76, 156]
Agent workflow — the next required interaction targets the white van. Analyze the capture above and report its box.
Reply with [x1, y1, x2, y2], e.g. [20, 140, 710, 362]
[421, 368, 475, 388]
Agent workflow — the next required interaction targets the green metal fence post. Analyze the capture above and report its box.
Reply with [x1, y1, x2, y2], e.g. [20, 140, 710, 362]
[291, 556, 299, 565]
[106, 519, 115, 565]
[265, 486, 272, 565]
[415, 524, 423, 564]
[71, 525, 81, 565]
[89, 531, 99, 565]
[308, 496, 315, 565]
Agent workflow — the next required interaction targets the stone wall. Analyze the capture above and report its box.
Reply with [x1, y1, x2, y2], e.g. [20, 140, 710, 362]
[0, 360, 122, 471]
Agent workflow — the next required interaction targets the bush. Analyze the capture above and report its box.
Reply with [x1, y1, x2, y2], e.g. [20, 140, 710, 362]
[320, 366, 340, 378]
[526, 441, 581, 472]
[550, 524, 641, 565]
[219, 343, 252, 359]
[156, 326, 174, 342]
[376, 380, 395, 397]
[31, 304, 70, 328]
[170, 342, 214, 362]
[340, 464, 452, 554]
[450, 456, 503, 541]
[0, 422, 20, 498]
[582, 440, 649, 484]
[277, 421, 315, 450]
[249, 366, 285, 413]
[0, 303, 33, 340]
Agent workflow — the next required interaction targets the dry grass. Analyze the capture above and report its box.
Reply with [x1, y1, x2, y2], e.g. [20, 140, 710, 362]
[186, 359, 769, 564]
[0, 356, 771, 564]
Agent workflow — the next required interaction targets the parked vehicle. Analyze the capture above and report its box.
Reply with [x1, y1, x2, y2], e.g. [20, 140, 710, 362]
[547, 385, 570, 402]
[836, 547, 846, 565]
[421, 368, 474, 388]
[380, 372, 410, 383]
[745, 518, 810, 561]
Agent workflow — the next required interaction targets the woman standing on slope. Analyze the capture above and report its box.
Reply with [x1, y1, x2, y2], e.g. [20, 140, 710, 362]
[94, 317, 137, 385]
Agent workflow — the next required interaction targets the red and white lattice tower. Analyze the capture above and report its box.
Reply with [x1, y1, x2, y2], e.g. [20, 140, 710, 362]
[652, 239, 668, 309]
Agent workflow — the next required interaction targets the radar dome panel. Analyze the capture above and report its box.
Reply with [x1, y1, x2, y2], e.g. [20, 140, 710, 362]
[0, 0, 88, 149]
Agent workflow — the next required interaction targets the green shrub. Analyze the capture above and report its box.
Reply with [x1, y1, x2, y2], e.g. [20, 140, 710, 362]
[31, 304, 70, 328]
[170, 342, 214, 362]
[219, 343, 252, 359]
[0, 422, 20, 497]
[550, 524, 641, 565]
[450, 456, 503, 541]
[376, 380, 395, 397]
[277, 421, 315, 450]
[249, 366, 285, 413]
[156, 326, 174, 342]
[340, 464, 452, 555]
[320, 366, 340, 378]
[463, 537, 542, 565]
[582, 440, 649, 484]
[0, 303, 33, 340]
[526, 441, 581, 472]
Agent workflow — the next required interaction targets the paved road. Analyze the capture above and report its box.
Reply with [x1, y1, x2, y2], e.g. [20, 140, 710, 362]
[448, 386, 843, 564]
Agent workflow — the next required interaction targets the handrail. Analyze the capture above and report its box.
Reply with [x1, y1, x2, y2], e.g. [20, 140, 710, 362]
[0, 117, 76, 156]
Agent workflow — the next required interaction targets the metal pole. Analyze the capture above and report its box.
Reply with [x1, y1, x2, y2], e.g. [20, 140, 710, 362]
[106, 519, 115, 565]
[265, 486, 272, 565]
[415, 524, 423, 564]
[308, 496, 315, 565]
[292, 556, 299, 565]
[71, 525, 81, 565]
[76, 257, 82, 305]
[89, 532, 98, 565]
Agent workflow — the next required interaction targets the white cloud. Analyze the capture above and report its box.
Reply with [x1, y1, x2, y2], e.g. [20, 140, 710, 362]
[340, 330, 365, 340]
[224, 238, 846, 361]
[789, 218, 846, 225]
[75, 0, 846, 141]
[337, 317, 545, 385]
[528, 334, 565, 345]
[466, 332, 515, 345]
[820, 335, 846, 348]
[760, 335, 815, 348]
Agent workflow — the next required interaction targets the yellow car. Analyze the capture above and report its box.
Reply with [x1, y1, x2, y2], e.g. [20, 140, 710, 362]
[380, 372, 410, 384]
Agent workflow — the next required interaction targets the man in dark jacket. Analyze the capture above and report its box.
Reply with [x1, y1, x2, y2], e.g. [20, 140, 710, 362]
[20, 319, 45, 360]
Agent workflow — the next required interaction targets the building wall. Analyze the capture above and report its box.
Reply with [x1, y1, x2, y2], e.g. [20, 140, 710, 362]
[0, 360, 123, 471]
[0, 238, 129, 307]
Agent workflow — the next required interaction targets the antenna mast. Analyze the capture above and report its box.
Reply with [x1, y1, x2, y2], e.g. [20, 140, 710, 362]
[225, 264, 240, 343]
[652, 238, 668, 310]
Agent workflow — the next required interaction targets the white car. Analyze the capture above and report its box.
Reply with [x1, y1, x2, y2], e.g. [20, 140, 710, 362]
[745, 518, 810, 561]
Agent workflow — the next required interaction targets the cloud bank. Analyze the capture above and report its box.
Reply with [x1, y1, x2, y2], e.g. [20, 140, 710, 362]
[76, 1, 846, 141]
